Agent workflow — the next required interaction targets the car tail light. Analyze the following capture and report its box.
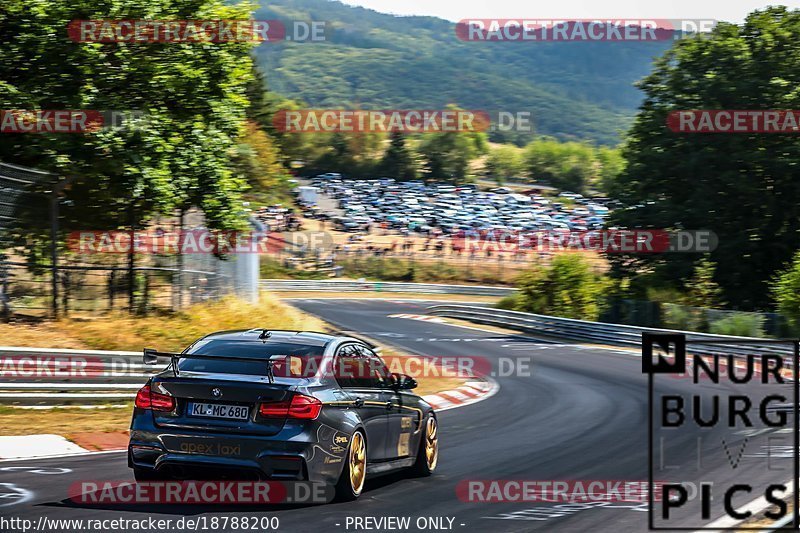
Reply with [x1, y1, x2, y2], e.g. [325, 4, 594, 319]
[259, 394, 322, 420]
[134, 384, 175, 412]
[288, 394, 323, 419]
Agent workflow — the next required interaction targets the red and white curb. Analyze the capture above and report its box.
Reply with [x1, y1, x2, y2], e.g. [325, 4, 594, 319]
[422, 379, 498, 412]
[388, 313, 446, 323]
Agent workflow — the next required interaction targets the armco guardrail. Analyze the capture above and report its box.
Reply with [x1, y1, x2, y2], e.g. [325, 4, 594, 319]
[261, 279, 514, 296]
[0, 346, 150, 406]
[426, 304, 797, 359]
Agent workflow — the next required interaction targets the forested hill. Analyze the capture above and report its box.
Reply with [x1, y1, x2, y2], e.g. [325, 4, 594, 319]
[251, 0, 675, 145]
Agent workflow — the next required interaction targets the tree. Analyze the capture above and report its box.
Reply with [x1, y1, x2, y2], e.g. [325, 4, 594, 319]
[232, 121, 290, 199]
[773, 251, 800, 332]
[596, 146, 625, 195]
[504, 254, 610, 320]
[0, 0, 257, 237]
[523, 138, 597, 193]
[608, 7, 800, 310]
[415, 105, 487, 183]
[683, 258, 725, 308]
[252, 94, 325, 169]
[312, 133, 355, 174]
[485, 144, 525, 183]
[379, 131, 417, 180]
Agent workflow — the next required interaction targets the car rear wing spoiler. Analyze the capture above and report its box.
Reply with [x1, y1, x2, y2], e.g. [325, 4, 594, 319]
[143, 349, 283, 383]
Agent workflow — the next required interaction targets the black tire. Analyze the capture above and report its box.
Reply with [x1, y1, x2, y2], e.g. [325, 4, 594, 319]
[410, 415, 438, 477]
[334, 430, 367, 502]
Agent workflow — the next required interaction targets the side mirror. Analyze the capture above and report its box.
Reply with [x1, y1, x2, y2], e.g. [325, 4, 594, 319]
[392, 373, 418, 390]
[143, 348, 159, 365]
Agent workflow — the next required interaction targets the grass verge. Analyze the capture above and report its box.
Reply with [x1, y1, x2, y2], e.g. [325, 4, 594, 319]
[0, 294, 327, 352]
[0, 404, 133, 436]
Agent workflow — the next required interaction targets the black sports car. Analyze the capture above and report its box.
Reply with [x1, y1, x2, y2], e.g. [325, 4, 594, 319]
[128, 329, 438, 501]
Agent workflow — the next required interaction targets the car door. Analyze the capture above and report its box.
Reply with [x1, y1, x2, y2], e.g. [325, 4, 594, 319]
[335, 344, 390, 462]
[357, 346, 417, 460]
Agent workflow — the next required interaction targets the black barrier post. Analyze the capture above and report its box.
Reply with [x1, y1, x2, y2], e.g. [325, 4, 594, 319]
[142, 270, 150, 314]
[61, 270, 69, 316]
[0, 253, 8, 321]
[50, 193, 59, 318]
[108, 270, 115, 310]
[128, 205, 135, 313]
[49, 176, 73, 319]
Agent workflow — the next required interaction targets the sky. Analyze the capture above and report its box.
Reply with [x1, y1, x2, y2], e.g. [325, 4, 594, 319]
[339, 0, 800, 24]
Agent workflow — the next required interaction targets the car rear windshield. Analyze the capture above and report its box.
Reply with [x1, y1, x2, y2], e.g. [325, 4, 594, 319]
[179, 339, 326, 377]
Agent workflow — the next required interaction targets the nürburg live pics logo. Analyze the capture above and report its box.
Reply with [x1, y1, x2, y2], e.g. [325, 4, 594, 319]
[642, 332, 799, 529]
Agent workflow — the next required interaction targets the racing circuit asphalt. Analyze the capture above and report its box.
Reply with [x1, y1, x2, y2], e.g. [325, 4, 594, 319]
[0, 298, 794, 532]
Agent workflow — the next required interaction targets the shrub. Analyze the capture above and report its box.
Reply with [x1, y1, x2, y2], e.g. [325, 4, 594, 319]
[773, 251, 800, 333]
[508, 254, 610, 320]
[662, 304, 699, 331]
[496, 293, 522, 310]
[708, 312, 766, 338]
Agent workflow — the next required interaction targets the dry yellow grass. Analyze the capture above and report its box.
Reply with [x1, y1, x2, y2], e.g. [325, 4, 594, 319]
[0, 324, 90, 349]
[0, 295, 328, 352]
[0, 405, 132, 436]
[65, 295, 330, 352]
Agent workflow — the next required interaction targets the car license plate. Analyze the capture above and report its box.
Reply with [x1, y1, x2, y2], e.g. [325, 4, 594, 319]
[189, 402, 249, 420]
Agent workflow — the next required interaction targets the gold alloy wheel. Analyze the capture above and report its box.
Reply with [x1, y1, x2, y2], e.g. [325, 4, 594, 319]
[349, 432, 366, 494]
[425, 417, 439, 470]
